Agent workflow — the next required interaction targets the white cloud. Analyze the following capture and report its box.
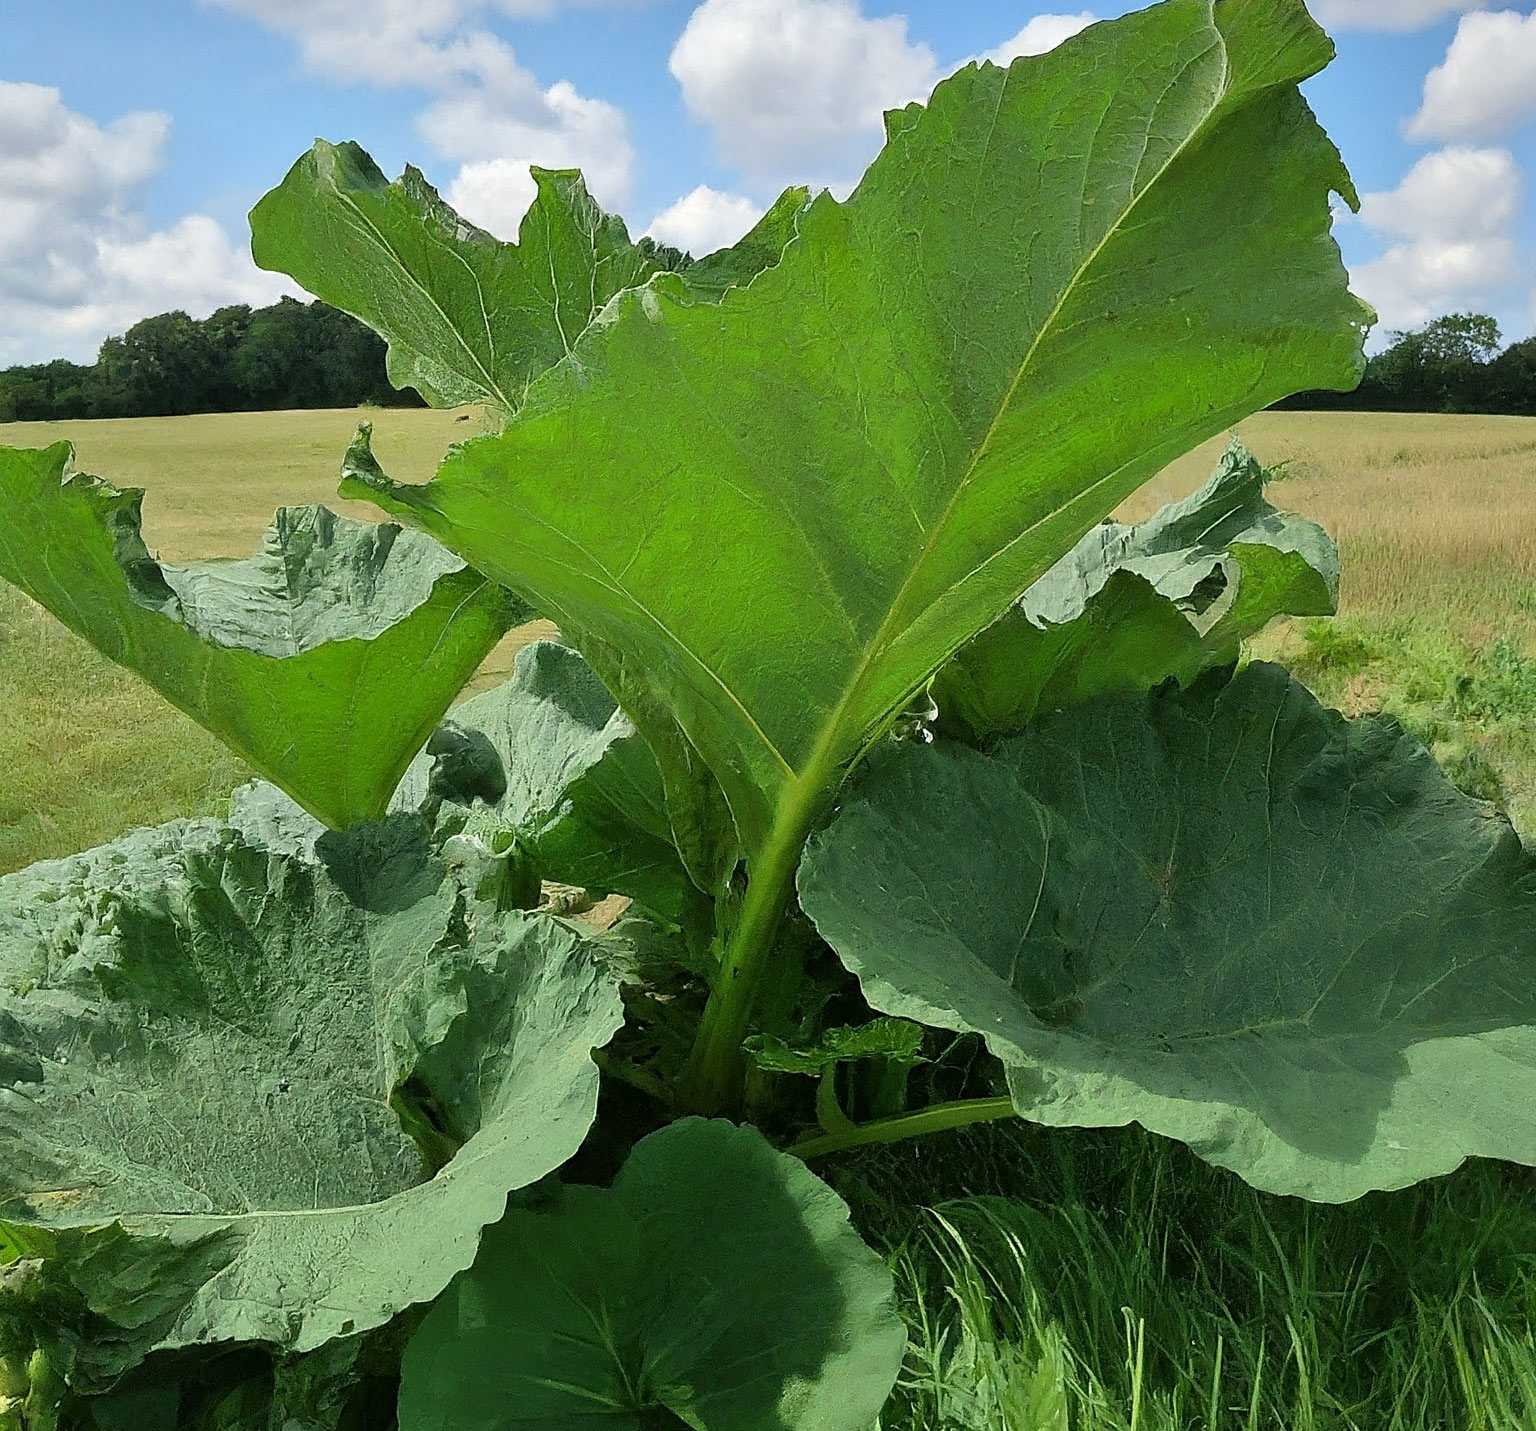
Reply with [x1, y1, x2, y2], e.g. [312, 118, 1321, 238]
[1358, 146, 1520, 239]
[669, 0, 937, 188]
[210, 0, 636, 228]
[1350, 147, 1523, 331]
[980, 12, 1098, 64]
[668, 1, 1111, 193]
[445, 161, 542, 240]
[1407, 9, 1536, 142]
[646, 186, 764, 255]
[1310, 0, 1486, 32]
[0, 83, 291, 365]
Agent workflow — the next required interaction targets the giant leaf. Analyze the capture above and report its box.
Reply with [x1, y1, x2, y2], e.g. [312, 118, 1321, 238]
[800, 664, 1536, 1202]
[0, 443, 519, 830]
[398, 1118, 905, 1431]
[250, 142, 809, 412]
[313, 0, 1369, 869]
[934, 438, 1338, 737]
[0, 817, 624, 1386]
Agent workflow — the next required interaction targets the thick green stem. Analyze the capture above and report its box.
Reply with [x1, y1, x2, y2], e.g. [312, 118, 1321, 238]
[789, 1097, 1018, 1160]
[681, 806, 810, 1115]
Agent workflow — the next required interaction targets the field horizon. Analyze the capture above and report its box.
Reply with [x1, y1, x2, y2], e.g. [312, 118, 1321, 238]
[3, 405, 1534, 874]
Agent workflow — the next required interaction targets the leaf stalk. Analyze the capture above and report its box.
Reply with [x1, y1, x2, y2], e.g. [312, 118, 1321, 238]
[789, 1097, 1018, 1160]
[680, 799, 813, 1114]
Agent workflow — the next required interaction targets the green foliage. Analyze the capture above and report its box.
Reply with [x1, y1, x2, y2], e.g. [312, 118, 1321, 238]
[0, 441, 519, 828]
[11, 1, 1526, 1425]
[1291, 618, 1536, 818]
[859, 1126, 1536, 1430]
[934, 438, 1337, 738]
[0, 817, 624, 1386]
[1287, 310, 1536, 416]
[802, 663, 1536, 1200]
[399, 1120, 905, 1431]
[0, 298, 413, 423]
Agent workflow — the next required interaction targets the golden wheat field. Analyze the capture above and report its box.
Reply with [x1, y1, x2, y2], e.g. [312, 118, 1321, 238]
[1, 407, 1533, 873]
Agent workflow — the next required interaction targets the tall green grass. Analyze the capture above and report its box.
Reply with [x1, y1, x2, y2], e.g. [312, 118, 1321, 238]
[835, 1126, 1536, 1429]
[1280, 616, 1536, 837]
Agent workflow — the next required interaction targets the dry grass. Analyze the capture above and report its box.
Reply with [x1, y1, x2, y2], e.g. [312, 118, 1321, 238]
[0, 406, 481, 558]
[2, 407, 1533, 873]
[1128, 412, 1536, 649]
[0, 406, 552, 873]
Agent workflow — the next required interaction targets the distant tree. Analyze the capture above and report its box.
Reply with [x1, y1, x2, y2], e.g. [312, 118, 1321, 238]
[1489, 338, 1536, 416]
[1364, 313, 1505, 413]
[1417, 312, 1503, 366]
[0, 360, 98, 422]
[229, 297, 310, 409]
[95, 310, 222, 416]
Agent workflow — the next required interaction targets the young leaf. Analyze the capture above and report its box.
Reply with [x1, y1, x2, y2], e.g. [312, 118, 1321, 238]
[800, 664, 1536, 1202]
[398, 1119, 905, 1431]
[393, 639, 703, 923]
[934, 438, 1339, 736]
[0, 817, 624, 1386]
[232, 640, 701, 924]
[745, 1019, 927, 1076]
[0, 443, 520, 830]
[249, 142, 808, 413]
[324, 0, 1369, 869]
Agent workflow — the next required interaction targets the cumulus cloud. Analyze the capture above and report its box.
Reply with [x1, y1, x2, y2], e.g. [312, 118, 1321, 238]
[979, 13, 1099, 64]
[0, 83, 291, 365]
[210, 0, 637, 225]
[669, 0, 937, 189]
[1310, 0, 1486, 31]
[646, 186, 764, 256]
[668, 0, 1106, 193]
[1350, 147, 1523, 331]
[1407, 9, 1536, 142]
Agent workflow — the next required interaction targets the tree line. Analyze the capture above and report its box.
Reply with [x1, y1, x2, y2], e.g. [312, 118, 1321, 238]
[1279, 313, 1536, 415]
[0, 298, 422, 423]
[2, 304, 1533, 425]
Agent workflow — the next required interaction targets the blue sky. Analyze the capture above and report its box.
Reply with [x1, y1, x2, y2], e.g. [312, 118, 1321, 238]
[5, 0, 1535, 365]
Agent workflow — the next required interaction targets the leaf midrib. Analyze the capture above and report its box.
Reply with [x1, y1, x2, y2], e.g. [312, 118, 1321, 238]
[773, 24, 1233, 826]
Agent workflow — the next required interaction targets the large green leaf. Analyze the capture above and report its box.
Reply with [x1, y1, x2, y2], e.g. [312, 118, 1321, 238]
[249, 142, 808, 412]
[0, 817, 624, 1386]
[398, 1118, 904, 1431]
[934, 438, 1338, 737]
[315, 0, 1368, 868]
[0, 443, 519, 830]
[800, 664, 1536, 1202]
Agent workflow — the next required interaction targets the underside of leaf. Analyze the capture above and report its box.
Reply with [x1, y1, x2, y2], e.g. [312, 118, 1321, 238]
[0, 442, 519, 830]
[801, 664, 1536, 1202]
[0, 817, 624, 1384]
[935, 438, 1339, 737]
